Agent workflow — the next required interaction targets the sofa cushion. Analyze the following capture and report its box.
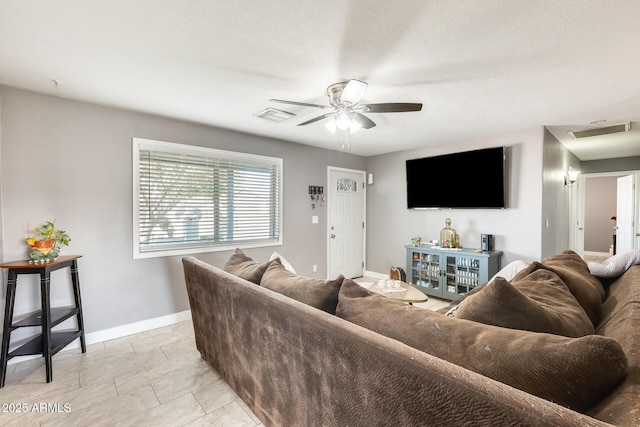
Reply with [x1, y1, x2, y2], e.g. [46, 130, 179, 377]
[336, 279, 628, 412]
[599, 265, 640, 329]
[589, 302, 640, 426]
[223, 248, 275, 284]
[454, 269, 594, 337]
[261, 260, 344, 314]
[513, 250, 604, 325]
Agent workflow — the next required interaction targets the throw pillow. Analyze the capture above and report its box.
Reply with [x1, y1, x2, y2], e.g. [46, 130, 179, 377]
[490, 259, 530, 282]
[543, 250, 606, 300]
[454, 269, 595, 337]
[261, 260, 344, 314]
[442, 259, 530, 314]
[223, 248, 276, 284]
[336, 279, 628, 412]
[513, 251, 604, 325]
[270, 251, 296, 273]
[587, 249, 640, 278]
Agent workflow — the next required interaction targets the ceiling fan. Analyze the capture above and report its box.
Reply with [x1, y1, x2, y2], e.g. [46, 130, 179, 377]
[269, 79, 422, 132]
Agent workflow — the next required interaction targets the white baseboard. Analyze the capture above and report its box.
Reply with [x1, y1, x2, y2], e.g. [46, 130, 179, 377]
[363, 270, 387, 280]
[8, 309, 192, 365]
[84, 309, 192, 345]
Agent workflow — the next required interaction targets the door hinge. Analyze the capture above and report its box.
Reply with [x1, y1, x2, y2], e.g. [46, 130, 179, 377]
[362, 221, 365, 229]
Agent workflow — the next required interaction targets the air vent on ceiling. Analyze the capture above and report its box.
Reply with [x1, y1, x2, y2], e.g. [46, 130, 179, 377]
[254, 107, 295, 122]
[568, 122, 631, 139]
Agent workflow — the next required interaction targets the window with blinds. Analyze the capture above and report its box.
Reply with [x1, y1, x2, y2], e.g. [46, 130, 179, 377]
[133, 138, 282, 258]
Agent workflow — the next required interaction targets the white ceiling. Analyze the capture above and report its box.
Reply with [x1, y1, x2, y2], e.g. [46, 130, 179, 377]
[1, 1, 639, 159]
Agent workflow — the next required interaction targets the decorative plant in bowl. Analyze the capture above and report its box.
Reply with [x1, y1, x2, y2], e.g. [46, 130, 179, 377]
[26, 220, 71, 263]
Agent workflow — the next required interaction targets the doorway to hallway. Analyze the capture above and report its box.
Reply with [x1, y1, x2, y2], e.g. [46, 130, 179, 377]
[575, 171, 639, 257]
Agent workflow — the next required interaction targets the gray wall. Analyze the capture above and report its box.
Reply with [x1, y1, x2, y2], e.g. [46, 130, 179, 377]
[581, 156, 640, 173]
[364, 127, 544, 274]
[541, 133, 640, 257]
[541, 128, 581, 257]
[0, 86, 365, 334]
[5, 85, 615, 339]
[583, 176, 617, 253]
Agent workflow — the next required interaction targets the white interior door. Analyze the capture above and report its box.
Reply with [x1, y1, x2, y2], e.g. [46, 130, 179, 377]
[574, 175, 585, 256]
[327, 168, 365, 279]
[616, 174, 636, 253]
[573, 172, 639, 257]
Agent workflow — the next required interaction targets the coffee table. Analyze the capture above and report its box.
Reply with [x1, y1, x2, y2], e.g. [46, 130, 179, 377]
[365, 279, 428, 304]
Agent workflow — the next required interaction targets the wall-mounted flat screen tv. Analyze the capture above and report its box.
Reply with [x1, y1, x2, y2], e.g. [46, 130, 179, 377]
[406, 146, 506, 209]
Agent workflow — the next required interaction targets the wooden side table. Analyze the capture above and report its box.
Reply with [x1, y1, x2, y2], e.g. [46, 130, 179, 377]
[0, 255, 86, 387]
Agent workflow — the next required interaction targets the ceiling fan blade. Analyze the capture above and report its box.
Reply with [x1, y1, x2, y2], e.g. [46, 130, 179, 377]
[298, 113, 334, 126]
[269, 99, 329, 109]
[362, 103, 423, 113]
[352, 112, 376, 129]
[340, 80, 368, 105]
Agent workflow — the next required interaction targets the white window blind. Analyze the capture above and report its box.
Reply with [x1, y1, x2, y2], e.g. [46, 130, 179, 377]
[133, 138, 282, 258]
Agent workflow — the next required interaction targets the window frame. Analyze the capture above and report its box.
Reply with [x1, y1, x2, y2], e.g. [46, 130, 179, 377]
[132, 137, 283, 259]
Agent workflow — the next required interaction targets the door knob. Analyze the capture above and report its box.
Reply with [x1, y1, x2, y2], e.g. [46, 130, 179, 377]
[330, 234, 336, 239]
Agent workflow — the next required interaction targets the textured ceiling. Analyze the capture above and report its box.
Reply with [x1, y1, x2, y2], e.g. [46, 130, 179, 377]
[1, 1, 639, 159]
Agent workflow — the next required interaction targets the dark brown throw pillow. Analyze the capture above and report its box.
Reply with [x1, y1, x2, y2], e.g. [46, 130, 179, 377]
[513, 251, 604, 325]
[454, 269, 594, 337]
[223, 248, 275, 284]
[336, 279, 628, 412]
[261, 260, 344, 314]
[543, 250, 606, 300]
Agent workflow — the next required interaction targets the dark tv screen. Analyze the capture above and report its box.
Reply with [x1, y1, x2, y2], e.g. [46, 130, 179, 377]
[406, 146, 506, 209]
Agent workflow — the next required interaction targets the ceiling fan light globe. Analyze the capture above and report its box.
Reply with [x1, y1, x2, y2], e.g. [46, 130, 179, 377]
[324, 119, 337, 133]
[349, 120, 362, 133]
[340, 79, 368, 105]
[336, 113, 351, 130]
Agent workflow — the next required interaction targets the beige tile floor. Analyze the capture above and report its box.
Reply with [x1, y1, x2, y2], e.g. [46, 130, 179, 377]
[1, 321, 262, 427]
[583, 255, 609, 263]
[0, 282, 448, 427]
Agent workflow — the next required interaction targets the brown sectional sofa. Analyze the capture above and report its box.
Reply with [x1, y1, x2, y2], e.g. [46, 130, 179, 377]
[182, 250, 640, 426]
